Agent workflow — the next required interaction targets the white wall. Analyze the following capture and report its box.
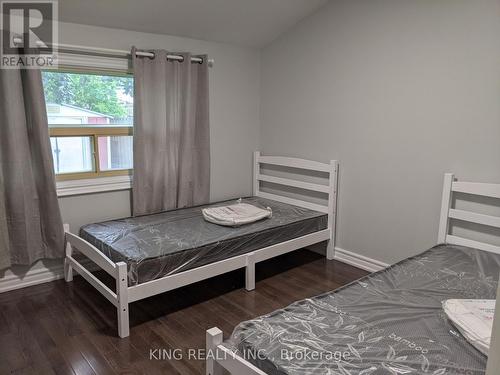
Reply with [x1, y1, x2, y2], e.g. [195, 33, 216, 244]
[1, 22, 261, 288]
[260, 0, 500, 264]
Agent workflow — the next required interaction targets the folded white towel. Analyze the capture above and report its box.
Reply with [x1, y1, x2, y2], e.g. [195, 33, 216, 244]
[443, 299, 495, 356]
[202, 199, 272, 227]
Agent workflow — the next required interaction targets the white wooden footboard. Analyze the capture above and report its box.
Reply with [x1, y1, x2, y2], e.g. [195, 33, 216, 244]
[206, 328, 267, 375]
[63, 225, 130, 338]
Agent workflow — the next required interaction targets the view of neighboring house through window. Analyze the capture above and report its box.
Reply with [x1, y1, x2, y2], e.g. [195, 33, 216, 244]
[42, 70, 133, 179]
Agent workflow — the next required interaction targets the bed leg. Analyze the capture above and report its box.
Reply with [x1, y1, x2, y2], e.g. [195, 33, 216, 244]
[326, 240, 335, 260]
[245, 253, 255, 291]
[326, 160, 338, 261]
[206, 328, 224, 375]
[63, 224, 73, 282]
[116, 262, 130, 338]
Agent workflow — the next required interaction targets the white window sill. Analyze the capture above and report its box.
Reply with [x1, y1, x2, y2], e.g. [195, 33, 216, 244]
[56, 175, 132, 197]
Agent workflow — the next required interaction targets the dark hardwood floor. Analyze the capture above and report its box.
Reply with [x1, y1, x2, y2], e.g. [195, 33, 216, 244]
[0, 250, 367, 375]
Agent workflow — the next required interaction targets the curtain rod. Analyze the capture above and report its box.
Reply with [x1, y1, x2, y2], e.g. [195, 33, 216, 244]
[11, 38, 214, 67]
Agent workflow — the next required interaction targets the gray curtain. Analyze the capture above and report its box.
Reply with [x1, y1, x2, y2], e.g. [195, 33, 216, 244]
[0, 68, 64, 269]
[0, 166, 9, 270]
[132, 48, 210, 215]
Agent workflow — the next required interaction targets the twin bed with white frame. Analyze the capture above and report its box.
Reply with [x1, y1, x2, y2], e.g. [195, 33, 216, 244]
[63, 152, 339, 338]
[205, 173, 500, 375]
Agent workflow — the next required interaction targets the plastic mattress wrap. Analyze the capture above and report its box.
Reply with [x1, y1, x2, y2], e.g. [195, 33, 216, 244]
[79, 197, 327, 285]
[225, 244, 500, 375]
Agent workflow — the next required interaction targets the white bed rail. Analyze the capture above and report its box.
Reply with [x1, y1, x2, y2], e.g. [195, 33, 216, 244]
[438, 173, 500, 254]
[253, 151, 339, 259]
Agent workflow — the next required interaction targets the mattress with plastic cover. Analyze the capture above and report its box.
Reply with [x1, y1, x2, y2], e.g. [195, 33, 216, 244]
[225, 244, 500, 375]
[79, 197, 327, 285]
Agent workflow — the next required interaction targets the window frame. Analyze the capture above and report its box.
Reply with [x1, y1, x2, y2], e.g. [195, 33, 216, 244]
[49, 126, 133, 181]
[43, 67, 134, 182]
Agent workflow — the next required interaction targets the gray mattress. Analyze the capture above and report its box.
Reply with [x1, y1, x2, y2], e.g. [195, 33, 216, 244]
[80, 197, 327, 285]
[226, 244, 500, 375]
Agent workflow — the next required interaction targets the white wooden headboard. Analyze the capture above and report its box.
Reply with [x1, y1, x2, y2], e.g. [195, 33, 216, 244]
[253, 151, 339, 256]
[438, 173, 500, 254]
[437, 176, 500, 373]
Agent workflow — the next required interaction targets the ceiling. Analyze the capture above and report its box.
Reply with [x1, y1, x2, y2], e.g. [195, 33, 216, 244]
[58, 0, 329, 48]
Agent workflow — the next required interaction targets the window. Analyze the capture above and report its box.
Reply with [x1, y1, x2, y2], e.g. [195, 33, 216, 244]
[42, 70, 133, 181]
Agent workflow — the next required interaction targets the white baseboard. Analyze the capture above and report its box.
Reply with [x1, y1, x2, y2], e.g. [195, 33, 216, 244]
[0, 259, 98, 294]
[0, 262, 65, 293]
[333, 247, 389, 273]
